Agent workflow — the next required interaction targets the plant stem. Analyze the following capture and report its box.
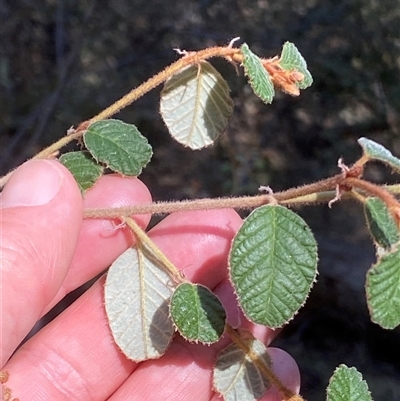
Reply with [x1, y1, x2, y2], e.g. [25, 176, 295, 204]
[125, 216, 183, 281]
[0, 130, 82, 189]
[344, 177, 400, 227]
[33, 130, 82, 159]
[83, 174, 400, 220]
[84, 174, 345, 219]
[225, 326, 304, 401]
[85, 46, 241, 126]
[0, 46, 242, 189]
[389, 183, 400, 195]
[126, 215, 303, 400]
[85, 194, 275, 218]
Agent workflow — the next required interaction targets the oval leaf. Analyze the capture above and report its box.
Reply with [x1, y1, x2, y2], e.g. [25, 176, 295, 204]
[358, 137, 400, 172]
[84, 119, 152, 176]
[366, 245, 400, 329]
[59, 151, 103, 192]
[364, 197, 400, 250]
[229, 205, 318, 328]
[104, 246, 175, 361]
[213, 338, 271, 401]
[327, 364, 372, 401]
[241, 43, 275, 104]
[170, 283, 226, 344]
[160, 61, 233, 149]
[279, 42, 313, 89]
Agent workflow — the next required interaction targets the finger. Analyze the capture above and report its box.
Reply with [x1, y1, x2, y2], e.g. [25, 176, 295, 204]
[109, 335, 218, 401]
[213, 283, 301, 401]
[2, 277, 134, 401]
[107, 209, 300, 401]
[2, 209, 242, 400]
[147, 209, 243, 286]
[106, 211, 296, 401]
[208, 348, 300, 401]
[257, 348, 301, 401]
[108, 278, 296, 401]
[45, 174, 152, 313]
[215, 279, 284, 346]
[0, 160, 83, 366]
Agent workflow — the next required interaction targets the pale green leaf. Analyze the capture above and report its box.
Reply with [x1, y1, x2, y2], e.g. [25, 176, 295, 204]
[241, 43, 275, 104]
[84, 119, 152, 176]
[59, 151, 103, 192]
[358, 137, 400, 172]
[229, 205, 318, 328]
[366, 245, 400, 329]
[170, 283, 226, 344]
[213, 337, 271, 401]
[279, 42, 313, 89]
[160, 61, 233, 149]
[104, 246, 175, 361]
[364, 197, 400, 250]
[326, 364, 373, 401]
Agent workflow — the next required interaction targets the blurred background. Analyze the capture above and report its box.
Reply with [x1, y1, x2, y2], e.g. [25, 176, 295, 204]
[1, 0, 399, 399]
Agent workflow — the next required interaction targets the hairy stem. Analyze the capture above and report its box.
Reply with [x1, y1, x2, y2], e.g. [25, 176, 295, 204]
[125, 216, 183, 281]
[0, 130, 82, 189]
[84, 46, 242, 126]
[125, 215, 303, 400]
[344, 177, 400, 227]
[0, 46, 242, 189]
[82, 169, 400, 221]
[84, 174, 346, 219]
[225, 326, 304, 401]
[85, 194, 275, 218]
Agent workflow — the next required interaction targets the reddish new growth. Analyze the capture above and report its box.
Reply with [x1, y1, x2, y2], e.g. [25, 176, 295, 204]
[262, 57, 305, 96]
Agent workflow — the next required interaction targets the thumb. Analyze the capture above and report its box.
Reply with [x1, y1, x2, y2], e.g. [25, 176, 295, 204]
[0, 159, 83, 366]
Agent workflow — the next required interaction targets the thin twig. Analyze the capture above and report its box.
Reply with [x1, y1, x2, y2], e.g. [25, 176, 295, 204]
[225, 326, 304, 401]
[83, 174, 346, 219]
[125, 217, 182, 281]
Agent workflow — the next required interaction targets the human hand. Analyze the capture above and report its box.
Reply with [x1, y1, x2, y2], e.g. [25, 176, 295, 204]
[1, 159, 300, 401]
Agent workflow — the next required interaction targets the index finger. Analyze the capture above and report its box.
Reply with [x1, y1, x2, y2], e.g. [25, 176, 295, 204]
[1, 209, 243, 400]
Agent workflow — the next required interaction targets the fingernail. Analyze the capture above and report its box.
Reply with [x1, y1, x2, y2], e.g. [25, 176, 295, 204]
[1, 160, 63, 208]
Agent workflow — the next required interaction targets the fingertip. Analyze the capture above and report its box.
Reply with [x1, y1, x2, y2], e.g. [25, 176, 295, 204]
[148, 208, 243, 285]
[1, 159, 84, 275]
[83, 174, 152, 228]
[1, 159, 82, 209]
[54, 174, 153, 296]
[1, 159, 83, 365]
[264, 347, 301, 400]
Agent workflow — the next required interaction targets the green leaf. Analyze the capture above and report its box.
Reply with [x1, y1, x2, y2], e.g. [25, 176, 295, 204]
[84, 119, 152, 176]
[326, 364, 372, 401]
[240, 43, 275, 104]
[213, 337, 271, 401]
[160, 61, 233, 149]
[364, 197, 400, 250]
[366, 245, 400, 329]
[104, 246, 175, 362]
[229, 205, 318, 328]
[59, 151, 103, 192]
[170, 283, 226, 344]
[279, 42, 313, 89]
[358, 137, 400, 172]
